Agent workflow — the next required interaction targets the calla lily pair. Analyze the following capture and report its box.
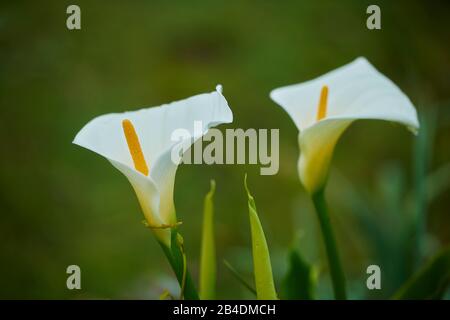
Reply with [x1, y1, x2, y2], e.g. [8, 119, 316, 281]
[270, 57, 419, 194]
[73, 86, 232, 247]
[74, 57, 420, 300]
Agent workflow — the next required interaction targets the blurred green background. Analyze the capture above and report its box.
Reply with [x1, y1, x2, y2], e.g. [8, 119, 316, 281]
[0, 0, 449, 299]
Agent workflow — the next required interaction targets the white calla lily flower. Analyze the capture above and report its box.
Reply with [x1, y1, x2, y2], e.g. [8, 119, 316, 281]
[73, 86, 233, 246]
[270, 57, 419, 194]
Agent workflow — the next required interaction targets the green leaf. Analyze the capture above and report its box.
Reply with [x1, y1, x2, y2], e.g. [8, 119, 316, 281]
[282, 248, 316, 300]
[244, 174, 278, 300]
[393, 247, 450, 299]
[199, 180, 216, 300]
[223, 259, 256, 296]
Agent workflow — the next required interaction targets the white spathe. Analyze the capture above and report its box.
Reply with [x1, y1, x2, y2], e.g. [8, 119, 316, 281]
[73, 86, 233, 246]
[270, 57, 419, 194]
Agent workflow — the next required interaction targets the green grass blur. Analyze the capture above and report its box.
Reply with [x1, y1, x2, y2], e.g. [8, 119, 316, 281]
[0, 0, 449, 299]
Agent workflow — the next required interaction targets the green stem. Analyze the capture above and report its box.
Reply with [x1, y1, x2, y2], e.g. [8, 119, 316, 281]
[312, 188, 347, 299]
[159, 230, 199, 300]
[413, 109, 436, 268]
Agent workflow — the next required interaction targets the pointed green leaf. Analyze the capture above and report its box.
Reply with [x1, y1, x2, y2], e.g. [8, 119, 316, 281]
[282, 248, 316, 300]
[393, 247, 450, 299]
[244, 174, 278, 300]
[199, 180, 216, 300]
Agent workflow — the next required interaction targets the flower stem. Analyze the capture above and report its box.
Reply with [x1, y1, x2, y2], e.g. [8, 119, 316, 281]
[311, 188, 347, 299]
[159, 230, 199, 300]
